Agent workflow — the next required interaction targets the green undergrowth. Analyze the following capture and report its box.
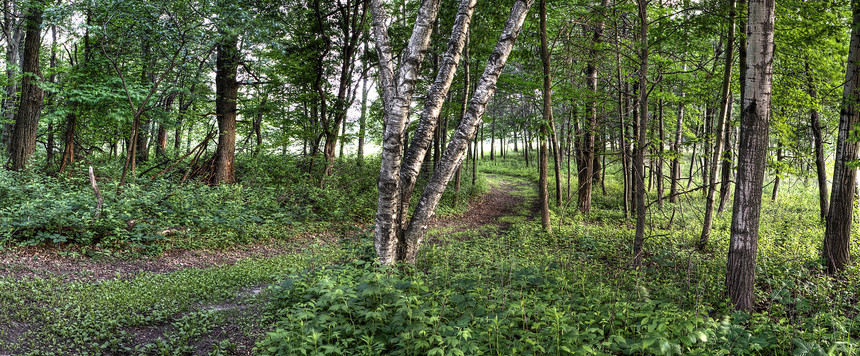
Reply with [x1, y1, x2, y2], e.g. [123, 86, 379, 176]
[0, 239, 357, 355]
[0, 154, 482, 255]
[259, 168, 860, 355]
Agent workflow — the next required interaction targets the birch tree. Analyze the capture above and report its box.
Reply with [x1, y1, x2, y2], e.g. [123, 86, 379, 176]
[372, 0, 534, 264]
[726, 0, 775, 311]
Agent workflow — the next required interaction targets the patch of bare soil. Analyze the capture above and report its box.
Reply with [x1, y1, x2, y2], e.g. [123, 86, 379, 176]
[429, 176, 536, 233]
[0, 243, 295, 283]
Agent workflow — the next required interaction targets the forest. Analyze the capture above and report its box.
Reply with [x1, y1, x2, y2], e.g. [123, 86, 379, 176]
[0, 0, 858, 354]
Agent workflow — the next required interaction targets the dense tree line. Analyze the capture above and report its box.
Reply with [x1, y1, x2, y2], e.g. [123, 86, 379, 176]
[1, 0, 858, 311]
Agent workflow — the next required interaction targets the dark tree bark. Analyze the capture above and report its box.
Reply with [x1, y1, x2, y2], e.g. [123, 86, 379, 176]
[632, 0, 649, 267]
[771, 141, 782, 201]
[824, 0, 860, 275]
[577, 0, 609, 214]
[213, 35, 240, 184]
[700, 0, 736, 248]
[807, 64, 829, 222]
[9, 0, 44, 171]
[539, 0, 552, 232]
[727, 0, 775, 311]
[1, 0, 23, 151]
[670, 84, 685, 204]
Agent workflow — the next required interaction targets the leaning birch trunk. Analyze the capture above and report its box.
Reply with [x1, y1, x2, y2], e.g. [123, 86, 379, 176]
[824, 0, 860, 274]
[397, 0, 476, 233]
[372, 0, 443, 265]
[700, 0, 736, 249]
[400, 0, 535, 264]
[727, 0, 775, 311]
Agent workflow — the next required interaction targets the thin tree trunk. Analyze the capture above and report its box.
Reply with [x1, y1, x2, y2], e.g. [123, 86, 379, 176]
[670, 80, 685, 204]
[357, 72, 368, 166]
[727, 0, 775, 311]
[824, 0, 860, 274]
[700, 0, 736, 248]
[807, 64, 829, 222]
[771, 141, 782, 201]
[1, 0, 23, 152]
[718, 115, 734, 213]
[633, 0, 649, 267]
[538, 0, 552, 231]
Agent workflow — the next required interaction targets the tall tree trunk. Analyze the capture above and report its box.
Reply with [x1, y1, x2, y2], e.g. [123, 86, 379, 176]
[1, 0, 23, 152]
[632, 0, 649, 267]
[372, 0, 462, 264]
[357, 72, 368, 166]
[727, 0, 775, 311]
[700, 0, 736, 248]
[807, 64, 829, 222]
[824, 0, 860, 275]
[656, 95, 665, 208]
[372, 0, 533, 264]
[577, 0, 609, 213]
[538, 0, 552, 232]
[213, 35, 239, 184]
[136, 37, 153, 164]
[9, 0, 44, 171]
[44, 25, 57, 170]
[670, 80, 685, 204]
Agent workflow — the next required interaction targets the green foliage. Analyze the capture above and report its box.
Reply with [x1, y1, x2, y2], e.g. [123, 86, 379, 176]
[259, 163, 859, 355]
[0, 247, 347, 354]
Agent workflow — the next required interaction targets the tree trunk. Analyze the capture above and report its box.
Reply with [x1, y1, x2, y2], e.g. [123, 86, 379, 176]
[670, 82, 685, 204]
[58, 113, 76, 173]
[9, 0, 44, 171]
[372, 0, 533, 265]
[632, 0, 649, 268]
[807, 64, 829, 222]
[372, 0, 463, 264]
[700, 0, 736, 249]
[213, 34, 239, 184]
[538, 0, 552, 232]
[771, 141, 782, 201]
[656, 95, 665, 208]
[1, 0, 23, 152]
[718, 115, 734, 213]
[727, 0, 775, 311]
[357, 72, 368, 166]
[490, 118, 496, 160]
[577, 0, 608, 214]
[824, 0, 860, 275]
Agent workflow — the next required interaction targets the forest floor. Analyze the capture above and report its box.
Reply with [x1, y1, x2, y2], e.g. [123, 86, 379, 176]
[0, 174, 533, 355]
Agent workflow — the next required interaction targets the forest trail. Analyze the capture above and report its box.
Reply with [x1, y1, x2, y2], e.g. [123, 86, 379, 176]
[0, 174, 535, 355]
[0, 174, 534, 282]
[429, 173, 538, 234]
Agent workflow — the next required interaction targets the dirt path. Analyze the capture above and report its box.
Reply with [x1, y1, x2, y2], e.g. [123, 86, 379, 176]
[0, 174, 533, 355]
[429, 174, 536, 233]
[0, 175, 533, 283]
